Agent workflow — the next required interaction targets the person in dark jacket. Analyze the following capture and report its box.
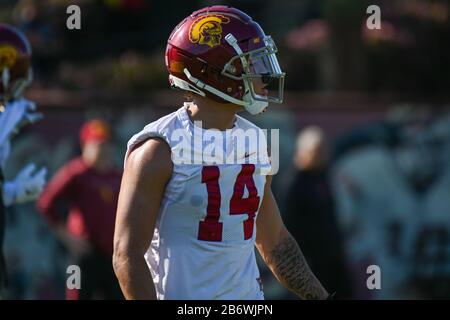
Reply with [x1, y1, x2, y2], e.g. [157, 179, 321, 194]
[284, 126, 353, 299]
[37, 119, 123, 300]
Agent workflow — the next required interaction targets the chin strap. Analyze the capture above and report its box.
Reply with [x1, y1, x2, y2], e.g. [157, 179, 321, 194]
[183, 68, 246, 106]
[181, 68, 267, 115]
[169, 74, 206, 97]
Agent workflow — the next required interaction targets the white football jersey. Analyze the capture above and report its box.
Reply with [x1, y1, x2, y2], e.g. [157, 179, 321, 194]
[125, 103, 271, 300]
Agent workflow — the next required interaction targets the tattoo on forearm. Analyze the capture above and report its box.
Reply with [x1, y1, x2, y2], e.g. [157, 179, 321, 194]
[266, 234, 327, 300]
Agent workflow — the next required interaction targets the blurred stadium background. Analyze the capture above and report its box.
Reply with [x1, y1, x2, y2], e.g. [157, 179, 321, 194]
[1, 0, 450, 299]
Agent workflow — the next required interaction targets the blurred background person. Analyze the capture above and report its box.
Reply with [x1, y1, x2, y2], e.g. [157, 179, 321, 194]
[332, 109, 450, 299]
[36, 119, 123, 300]
[284, 126, 352, 299]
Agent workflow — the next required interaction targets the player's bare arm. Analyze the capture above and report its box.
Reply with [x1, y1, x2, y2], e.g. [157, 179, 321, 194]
[255, 175, 329, 300]
[113, 138, 173, 300]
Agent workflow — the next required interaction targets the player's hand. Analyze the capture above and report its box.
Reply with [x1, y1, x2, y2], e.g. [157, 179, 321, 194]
[0, 99, 42, 144]
[12, 99, 43, 135]
[2, 163, 47, 206]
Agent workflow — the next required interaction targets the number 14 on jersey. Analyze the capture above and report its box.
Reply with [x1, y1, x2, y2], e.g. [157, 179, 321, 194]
[198, 164, 261, 242]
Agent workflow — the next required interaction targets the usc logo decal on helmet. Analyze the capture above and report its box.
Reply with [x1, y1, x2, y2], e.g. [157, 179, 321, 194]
[189, 15, 230, 48]
[0, 45, 18, 70]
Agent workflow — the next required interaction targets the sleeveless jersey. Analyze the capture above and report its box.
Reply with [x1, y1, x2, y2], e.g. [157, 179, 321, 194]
[125, 103, 271, 299]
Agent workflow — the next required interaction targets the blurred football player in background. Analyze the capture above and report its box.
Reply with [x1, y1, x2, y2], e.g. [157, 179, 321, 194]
[113, 6, 331, 300]
[333, 108, 450, 299]
[37, 119, 123, 300]
[284, 126, 352, 299]
[0, 23, 46, 297]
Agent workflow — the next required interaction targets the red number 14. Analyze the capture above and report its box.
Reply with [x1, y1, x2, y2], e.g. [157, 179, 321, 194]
[198, 164, 260, 242]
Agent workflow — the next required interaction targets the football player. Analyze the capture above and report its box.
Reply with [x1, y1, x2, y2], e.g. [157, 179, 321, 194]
[0, 23, 46, 294]
[113, 6, 330, 300]
[332, 113, 450, 299]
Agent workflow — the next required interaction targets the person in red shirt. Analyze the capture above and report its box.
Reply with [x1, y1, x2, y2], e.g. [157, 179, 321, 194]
[37, 119, 123, 300]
